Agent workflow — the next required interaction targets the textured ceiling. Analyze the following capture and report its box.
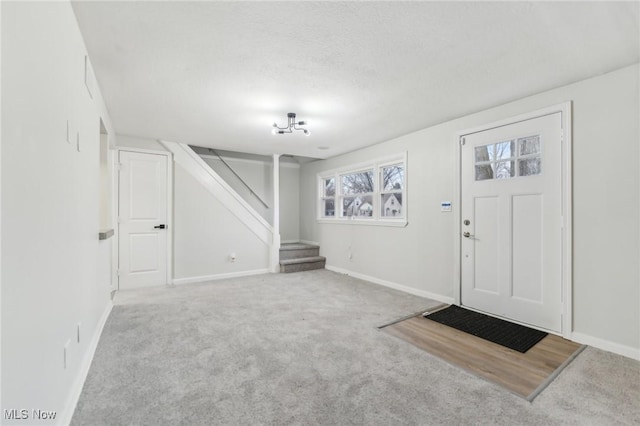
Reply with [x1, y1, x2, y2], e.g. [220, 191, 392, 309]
[72, 1, 639, 159]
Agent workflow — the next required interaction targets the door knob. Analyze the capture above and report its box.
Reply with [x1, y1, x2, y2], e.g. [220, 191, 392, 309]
[154, 224, 166, 229]
[463, 232, 473, 238]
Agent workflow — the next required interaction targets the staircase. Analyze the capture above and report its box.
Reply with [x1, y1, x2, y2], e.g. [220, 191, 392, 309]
[279, 243, 326, 273]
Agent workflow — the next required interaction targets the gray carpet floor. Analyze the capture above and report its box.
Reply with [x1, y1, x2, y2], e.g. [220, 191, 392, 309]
[72, 270, 640, 425]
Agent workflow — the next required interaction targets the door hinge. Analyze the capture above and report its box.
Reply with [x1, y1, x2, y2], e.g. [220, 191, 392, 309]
[460, 137, 466, 146]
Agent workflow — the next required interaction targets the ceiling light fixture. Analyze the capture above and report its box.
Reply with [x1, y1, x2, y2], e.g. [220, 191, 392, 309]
[272, 112, 310, 136]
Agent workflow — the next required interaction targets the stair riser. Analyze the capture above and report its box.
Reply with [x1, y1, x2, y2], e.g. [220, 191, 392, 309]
[279, 248, 320, 260]
[280, 260, 326, 273]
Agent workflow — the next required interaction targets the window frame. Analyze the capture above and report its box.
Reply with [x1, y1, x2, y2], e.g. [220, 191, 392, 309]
[474, 135, 542, 181]
[320, 176, 337, 218]
[317, 152, 407, 227]
[379, 162, 405, 219]
[339, 167, 375, 219]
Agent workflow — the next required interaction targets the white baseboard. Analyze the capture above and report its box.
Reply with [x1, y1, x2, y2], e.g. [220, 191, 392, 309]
[172, 268, 271, 285]
[299, 239, 320, 246]
[571, 332, 640, 361]
[59, 301, 113, 426]
[326, 265, 455, 305]
[326, 263, 640, 361]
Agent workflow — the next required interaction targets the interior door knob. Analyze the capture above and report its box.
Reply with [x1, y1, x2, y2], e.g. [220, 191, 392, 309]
[463, 232, 473, 238]
[154, 224, 166, 229]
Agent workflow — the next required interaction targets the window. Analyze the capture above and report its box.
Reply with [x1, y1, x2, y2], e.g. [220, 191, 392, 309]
[318, 154, 406, 225]
[321, 177, 336, 217]
[380, 164, 404, 217]
[341, 170, 374, 217]
[475, 135, 541, 181]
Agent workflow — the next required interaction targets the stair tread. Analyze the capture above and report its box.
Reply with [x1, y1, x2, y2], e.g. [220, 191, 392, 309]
[280, 243, 319, 251]
[279, 256, 326, 265]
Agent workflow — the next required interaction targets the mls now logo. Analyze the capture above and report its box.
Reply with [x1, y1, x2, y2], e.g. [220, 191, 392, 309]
[4, 409, 57, 420]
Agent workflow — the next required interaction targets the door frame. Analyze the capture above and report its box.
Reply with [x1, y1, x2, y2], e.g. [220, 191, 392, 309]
[453, 102, 572, 338]
[115, 147, 173, 289]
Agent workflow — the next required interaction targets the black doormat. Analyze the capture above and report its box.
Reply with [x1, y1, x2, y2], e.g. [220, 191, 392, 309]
[425, 305, 548, 353]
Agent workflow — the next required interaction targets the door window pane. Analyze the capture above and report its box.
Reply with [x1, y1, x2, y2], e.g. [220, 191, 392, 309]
[475, 164, 494, 181]
[495, 161, 515, 179]
[518, 157, 542, 176]
[475, 145, 492, 163]
[518, 136, 541, 156]
[475, 136, 540, 180]
[494, 141, 514, 160]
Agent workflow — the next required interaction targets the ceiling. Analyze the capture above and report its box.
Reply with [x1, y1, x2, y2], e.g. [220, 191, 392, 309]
[72, 1, 639, 160]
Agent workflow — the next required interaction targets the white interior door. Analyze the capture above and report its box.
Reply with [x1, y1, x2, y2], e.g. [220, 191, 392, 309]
[118, 151, 169, 289]
[461, 112, 563, 332]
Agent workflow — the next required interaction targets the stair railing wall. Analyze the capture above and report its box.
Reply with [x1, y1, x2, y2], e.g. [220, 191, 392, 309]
[160, 140, 274, 246]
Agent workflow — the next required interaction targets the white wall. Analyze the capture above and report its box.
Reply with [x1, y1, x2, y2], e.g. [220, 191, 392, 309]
[116, 136, 279, 282]
[300, 64, 640, 358]
[201, 156, 301, 243]
[117, 136, 301, 245]
[116, 134, 167, 152]
[172, 163, 270, 281]
[279, 164, 300, 243]
[202, 156, 273, 224]
[2, 2, 115, 423]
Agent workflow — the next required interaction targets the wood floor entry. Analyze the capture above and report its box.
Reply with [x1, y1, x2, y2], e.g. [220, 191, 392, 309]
[381, 313, 584, 400]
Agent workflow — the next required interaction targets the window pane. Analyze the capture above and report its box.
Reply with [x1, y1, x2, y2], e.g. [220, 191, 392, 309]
[475, 164, 494, 181]
[518, 135, 540, 156]
[495, 141, 514, 160]
[322, 199, 335, 217]
[323, 177, 335, 197]
[342, 171, 374, 195]
[518, 157, 542, 176]
[475, 145, 492, 163]
[382, 164, 404, 191]
[381, 193, 403, 217]
[495, 161, 515, 179]
[342, 195, 373, 217]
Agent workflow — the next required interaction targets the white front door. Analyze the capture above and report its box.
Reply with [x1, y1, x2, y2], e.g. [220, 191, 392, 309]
[461, 112, 563, 332]
[118, 151, 169, 289]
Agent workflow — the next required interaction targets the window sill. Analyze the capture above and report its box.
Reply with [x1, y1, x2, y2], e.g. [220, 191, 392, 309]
[316, 218, 408, 228]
